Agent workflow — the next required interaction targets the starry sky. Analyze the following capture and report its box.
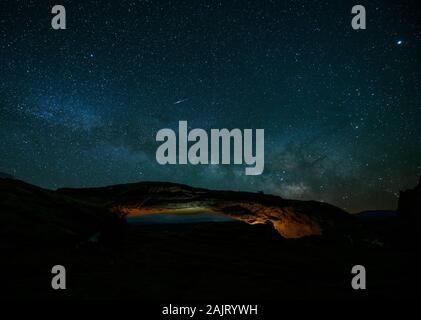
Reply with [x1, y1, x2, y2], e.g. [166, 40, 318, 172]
[1, 0, 420, 212]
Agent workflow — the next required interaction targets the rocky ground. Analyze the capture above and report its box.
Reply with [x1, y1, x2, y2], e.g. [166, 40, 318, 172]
[1, 177, 419, 300]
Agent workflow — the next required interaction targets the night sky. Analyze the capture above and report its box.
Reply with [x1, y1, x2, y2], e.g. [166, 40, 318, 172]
[1, 0, 420, 212]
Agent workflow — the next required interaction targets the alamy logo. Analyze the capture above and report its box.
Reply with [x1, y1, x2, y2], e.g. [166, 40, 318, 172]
[156, 121, 264, 175]
[51, 5, 66, 30]
[351, 5, 366, 30]
[51, 265, 66, 290]
[351, 265, 366, 290]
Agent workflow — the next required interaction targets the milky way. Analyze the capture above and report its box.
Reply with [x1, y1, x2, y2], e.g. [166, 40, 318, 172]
[1, 0, 420, 212]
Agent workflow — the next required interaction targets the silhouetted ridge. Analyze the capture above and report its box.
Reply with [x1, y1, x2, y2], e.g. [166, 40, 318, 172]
[398, 175, 421, 223]
[0, 171, 14, 179]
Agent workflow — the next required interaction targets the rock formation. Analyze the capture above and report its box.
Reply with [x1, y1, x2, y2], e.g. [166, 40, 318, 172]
[0, 178, 123, 245]
[0, 171, 14, 179]
[58, 181, 353, 238]
[1, 177, 354, 240]
[398, 176, 421, 222]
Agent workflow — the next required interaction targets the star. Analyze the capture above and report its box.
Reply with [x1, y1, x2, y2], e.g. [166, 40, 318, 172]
[0, 1, 418, 213]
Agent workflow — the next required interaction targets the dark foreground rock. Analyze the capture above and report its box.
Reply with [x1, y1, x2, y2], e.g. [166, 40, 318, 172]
[398, 176, 421, 223]
[2, 220, 417, 300]
[0, 178, 124, 246]
[1, 178, 418, 300]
